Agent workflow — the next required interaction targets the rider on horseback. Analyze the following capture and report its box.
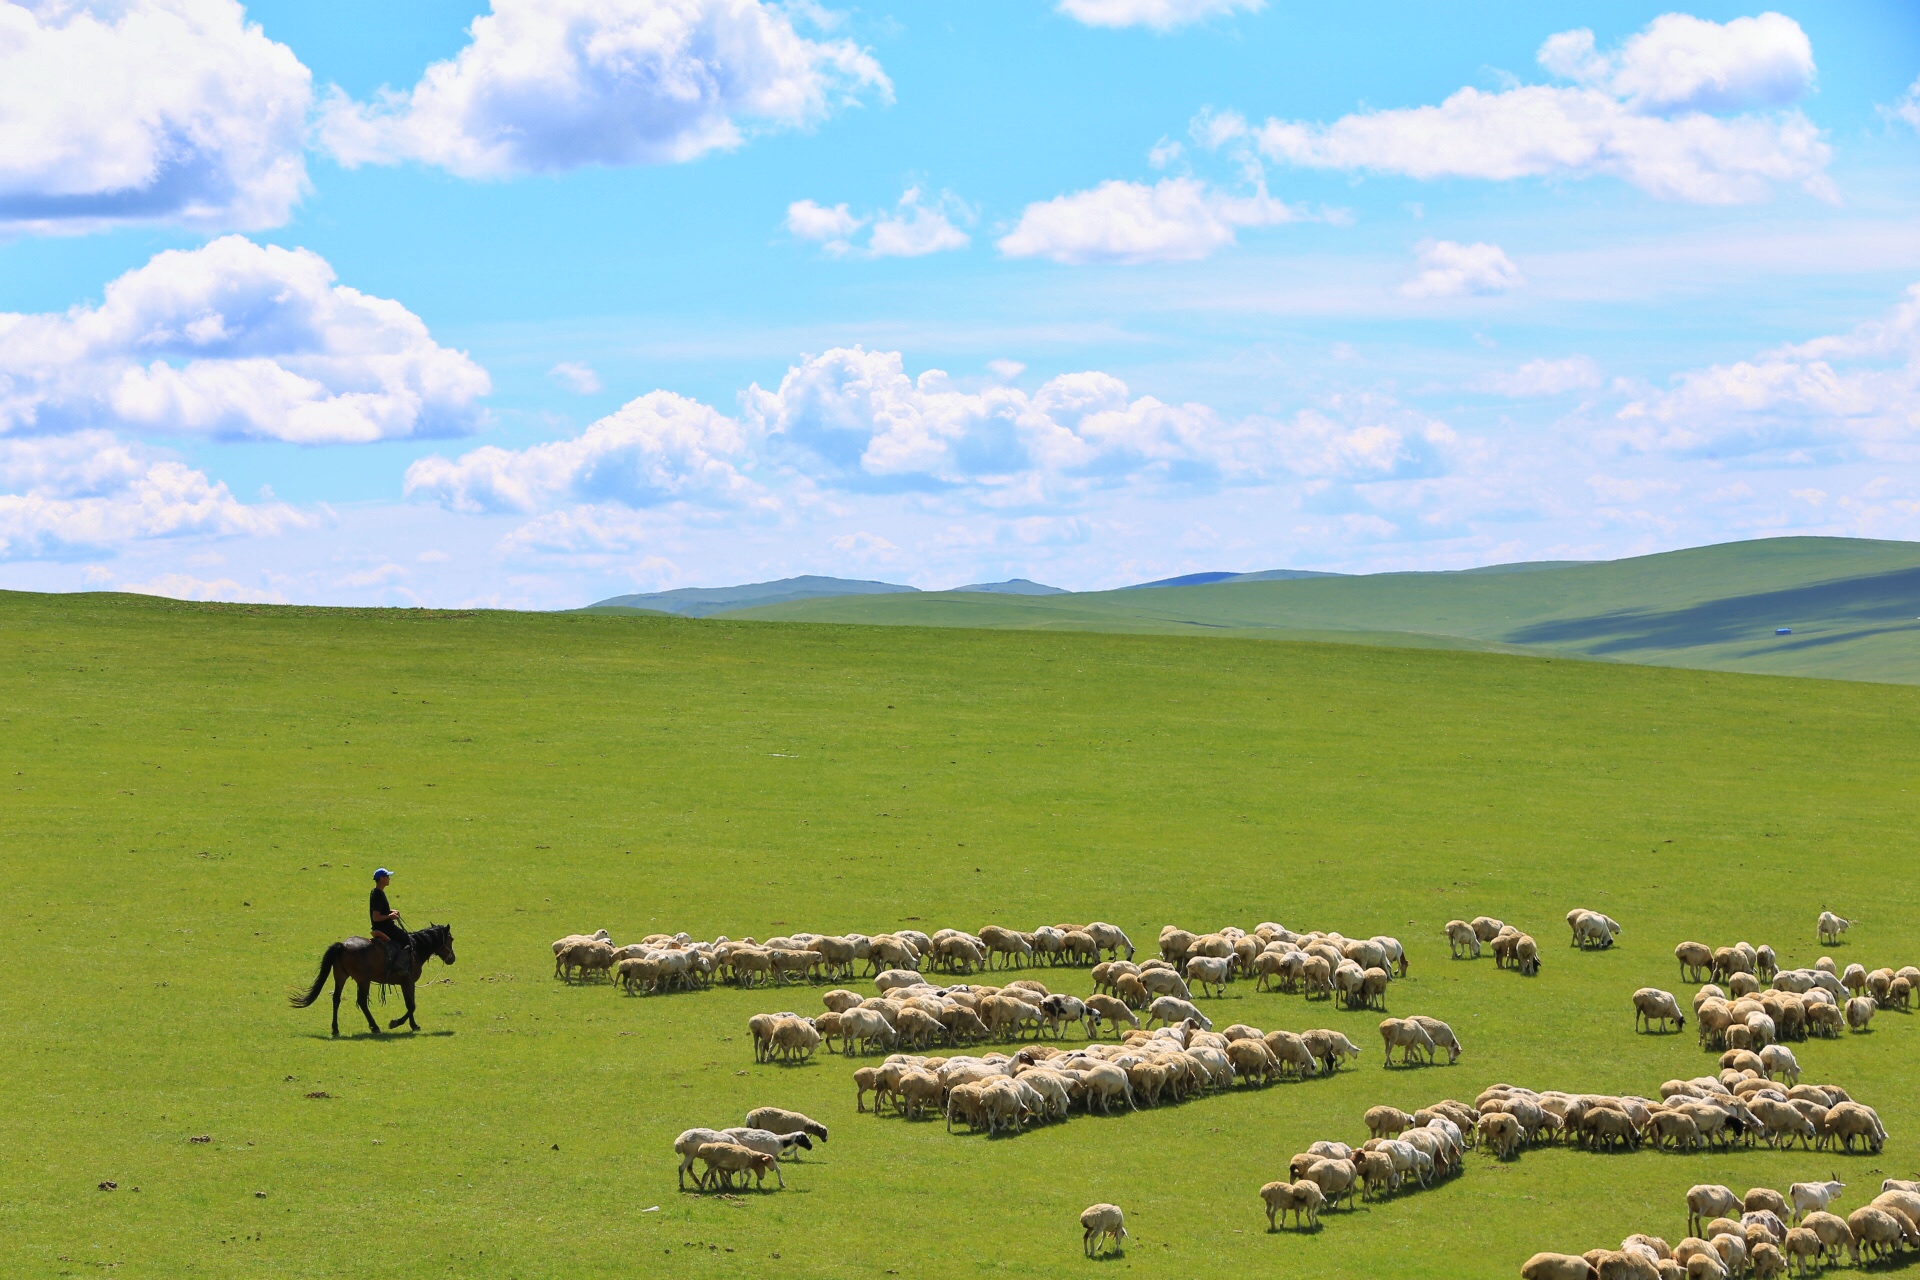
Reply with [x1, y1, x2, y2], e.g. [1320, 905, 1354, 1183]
[369, 868, 412, 982]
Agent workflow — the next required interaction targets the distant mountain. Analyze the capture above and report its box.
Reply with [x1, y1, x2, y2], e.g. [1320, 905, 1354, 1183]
[586, 575, 917, 618]
[707, 537, 1920, 685]
[1124, 569, 1346, 589]
[950, 579, 1067, 595]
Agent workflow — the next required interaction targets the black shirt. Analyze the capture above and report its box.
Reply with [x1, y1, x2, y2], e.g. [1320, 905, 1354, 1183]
[370, 886, 399, 938]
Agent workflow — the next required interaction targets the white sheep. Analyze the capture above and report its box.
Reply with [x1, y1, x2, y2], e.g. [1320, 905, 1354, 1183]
[1789, 1180, 1844, 1222]
[1080, 1203, 1127, 1256]
[1816, 911, 1850, 946]
[1145, 996, 1212, 1031]
[1446, 920, 1482, 959]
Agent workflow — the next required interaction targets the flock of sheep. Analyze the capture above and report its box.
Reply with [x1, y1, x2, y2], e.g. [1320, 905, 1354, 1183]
[1520, 1176, 1920, 1277]
[551, 907, 1905, 1268]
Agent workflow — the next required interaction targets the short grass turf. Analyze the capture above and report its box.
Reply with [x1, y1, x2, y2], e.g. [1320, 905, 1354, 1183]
[4, 589, 1919, 1280]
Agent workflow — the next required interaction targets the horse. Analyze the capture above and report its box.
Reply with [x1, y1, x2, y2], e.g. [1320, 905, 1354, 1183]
[289, 924, 456, 1037]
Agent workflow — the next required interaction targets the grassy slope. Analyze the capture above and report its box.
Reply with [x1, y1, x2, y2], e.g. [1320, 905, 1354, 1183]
[3, 590, 1918, 1280]
[719, 537, 1920, 683]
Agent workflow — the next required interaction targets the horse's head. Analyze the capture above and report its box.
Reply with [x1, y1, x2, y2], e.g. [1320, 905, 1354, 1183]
[426, 923, 456, 965]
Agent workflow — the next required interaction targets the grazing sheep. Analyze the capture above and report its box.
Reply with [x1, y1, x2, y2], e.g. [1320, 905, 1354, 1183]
[1080, 1203, 1127, 1257]
[770, 1016, 821, 1062]
[1261, 1179, 1325, 1230]
[1145, 996, 1212, 1031]
[1514, 934, 1542, 976]
[1365, 1105, 1414, 1139]
[1675, 942, 1714, 983]
[1480, 1111, 1524, 1159]
[1299, 1028, 1362, 1074]
[1781, 1227, 1822, 1277]
[1409, 1015, 1463, 1064]
[1821, 1101, 1886, 1153]
[1087, 922, 1134, 960]
[719, 1128, 808, 1183]
[1634, 988, 1686, 1033]
[1568, 909, 1621, 949]
[1186, 955, 1234, 997]
[1689, 1186, 1742, 1238]
[1843, 996, 1874, 1032]
[1085, 993, 1139, 1037]
[1447, 920, 1483, 959]
[1846, 1208, 1902, 1264]
[743, 1107, 828, 1145]
[1800, 1212, 1852, 1265]
[1522, 1253, 1598, 1280]
[1378, 1017, 1436, 1066]
[1757, 1045, 1799, 1085]
[1816, 912, 1849, 946]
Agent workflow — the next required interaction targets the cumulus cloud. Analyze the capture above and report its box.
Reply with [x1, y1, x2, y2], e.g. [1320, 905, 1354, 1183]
[1400, 240, 1524, 298]
[404, 390, 761, 514]
[786, 187, 969, 258]
[1479, 356, 1603, 396]
[0, 236, 489, 444]
[1537, 12, 1813, 113]
[548, 361, 601, 394]
[319, 0, 890, 178]
[1250, 13, 1830, 203]
[0, 430, 307, 560]
[1614, 282, 1920, 458]
[997, 177, 1302, 265]
[0, 0, 311, 233]
[1056, 0, 1263, 31]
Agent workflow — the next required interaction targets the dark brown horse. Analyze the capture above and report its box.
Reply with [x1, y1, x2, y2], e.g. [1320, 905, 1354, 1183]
[290, 924, 455, 1036]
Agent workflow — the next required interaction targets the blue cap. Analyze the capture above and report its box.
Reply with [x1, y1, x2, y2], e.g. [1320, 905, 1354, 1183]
[374, 868, 392, 879]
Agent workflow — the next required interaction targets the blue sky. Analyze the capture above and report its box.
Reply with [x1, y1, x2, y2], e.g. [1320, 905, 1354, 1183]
[1, 0, 1918, 606]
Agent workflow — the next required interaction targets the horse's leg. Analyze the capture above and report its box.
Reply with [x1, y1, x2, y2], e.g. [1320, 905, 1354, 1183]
[356, 978, 380, 1034]
[389, 980, 417, 1030]
[331, 968, 346, 1037]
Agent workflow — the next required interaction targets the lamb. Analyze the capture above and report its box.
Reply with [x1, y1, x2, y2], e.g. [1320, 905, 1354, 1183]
[673, 1127, 727, 1190]
[1634, 988, 1686, 1033]
[1816, 912, 1849, 946]
[743, 1107, 828, 1146]
[717, 1128, 807, 1184]
[1447, 920, 1483, 959]
[1145, 996, 1212, 1031]
[694, 1141, 776, 1192]
[1080, 1202, 1127, 1256]
[1788, 1180, 1844, 1222]
[1260, 1179, 1325, 1230]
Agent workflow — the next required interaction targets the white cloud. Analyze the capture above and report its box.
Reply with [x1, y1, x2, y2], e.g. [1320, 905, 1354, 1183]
[1400, 240, 1524, 298]
[986, 360, 1026, 381]
[1147, 138, 1184, 169]
[1480, 356, 1603, 396]
[0, 430, 307, 560]
[785, 198, 864, 252]
[0, 236, 489, 444]
[334, 562, 407, 588]
[1251, 13, 1830, 203]
[548, 362, 602, 395]
[997, 177, 1302, 265]
[1537, 13, 1813, 114]
[121, 571, 286, 603]
[404, 390, 761, 514]
[1884, 76, 1920, 133]
[787, 187, 968, 258]
[319, 0, 890, 178]
[1614, 282, 1920, 458]
[0, 0, 311, 233]
[1056, 0, 1263, 32]
[868, 188, 970, 258]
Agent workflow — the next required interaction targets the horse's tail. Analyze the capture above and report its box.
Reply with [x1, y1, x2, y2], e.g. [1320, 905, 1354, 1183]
[289, 943, 345, 1008]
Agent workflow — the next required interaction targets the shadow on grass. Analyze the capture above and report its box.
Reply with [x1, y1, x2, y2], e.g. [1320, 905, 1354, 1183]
[303, 1029, 456, 1042]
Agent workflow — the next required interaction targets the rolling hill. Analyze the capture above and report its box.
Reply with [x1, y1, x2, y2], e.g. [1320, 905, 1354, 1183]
[715, 536, 1920, 684]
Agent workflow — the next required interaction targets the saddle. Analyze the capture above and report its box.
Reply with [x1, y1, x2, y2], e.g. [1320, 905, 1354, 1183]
[377, 933, 413, 982]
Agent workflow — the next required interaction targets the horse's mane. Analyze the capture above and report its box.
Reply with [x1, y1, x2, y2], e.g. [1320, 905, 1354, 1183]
[412, 922, 450, 945]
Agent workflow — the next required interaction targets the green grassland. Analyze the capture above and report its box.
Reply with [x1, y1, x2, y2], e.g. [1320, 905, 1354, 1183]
[4, 589, 1919, 1279]
[714, 536, 1920, 684]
